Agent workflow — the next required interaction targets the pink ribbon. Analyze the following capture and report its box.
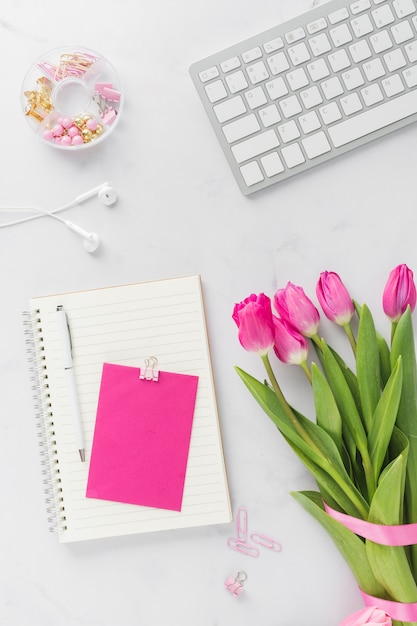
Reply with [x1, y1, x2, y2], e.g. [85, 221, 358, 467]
[324, 502, 417, 622]
[324, 501, 417, 546]
[360, 590, 417, 622]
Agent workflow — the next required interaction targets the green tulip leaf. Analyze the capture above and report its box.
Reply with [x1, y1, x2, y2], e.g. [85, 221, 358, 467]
[356, 304, 381, 433]
[312, 363, 343, 456]
[292, 490, 386, 598]
[368, 356, 403, 481]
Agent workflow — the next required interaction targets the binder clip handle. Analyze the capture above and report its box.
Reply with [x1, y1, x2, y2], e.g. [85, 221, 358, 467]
[139, 356, 159, 381]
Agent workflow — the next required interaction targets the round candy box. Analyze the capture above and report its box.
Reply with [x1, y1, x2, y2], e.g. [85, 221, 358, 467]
[22, 46, 122, 150]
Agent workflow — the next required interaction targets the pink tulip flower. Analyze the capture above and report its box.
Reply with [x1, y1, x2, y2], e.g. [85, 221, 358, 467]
[382, 263, 416, 323]
[316, 271, 355, 326]
[274, 282, 320, 337]
[232, 293, 275, 355]
[272, 315, 309, 365]
[339, 606, 391, 626]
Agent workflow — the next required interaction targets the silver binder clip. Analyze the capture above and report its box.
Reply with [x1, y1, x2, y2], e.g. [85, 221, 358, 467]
[139, 356, 159, 381]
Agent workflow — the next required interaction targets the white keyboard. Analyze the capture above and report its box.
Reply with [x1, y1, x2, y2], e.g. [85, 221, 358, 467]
[189, 0, 417, 194]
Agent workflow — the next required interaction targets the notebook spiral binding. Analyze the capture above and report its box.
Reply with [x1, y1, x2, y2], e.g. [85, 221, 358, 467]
[23, 310, 67, 534]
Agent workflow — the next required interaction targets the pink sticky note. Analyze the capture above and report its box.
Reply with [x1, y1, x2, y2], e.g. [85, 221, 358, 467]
[86, 363, 199, 511]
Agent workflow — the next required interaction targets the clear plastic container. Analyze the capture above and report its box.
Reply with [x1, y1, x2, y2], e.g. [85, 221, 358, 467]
[21, 46, 122, 150]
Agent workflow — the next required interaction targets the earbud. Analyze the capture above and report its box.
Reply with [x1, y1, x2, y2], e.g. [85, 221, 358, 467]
[64, 221, 101, 253]
[73, 182, 117, 208]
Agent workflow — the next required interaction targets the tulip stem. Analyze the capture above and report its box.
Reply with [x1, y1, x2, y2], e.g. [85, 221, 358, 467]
[300, 360, 312, 384]
[391, 320, 398, 344]
[261, 354, 323, 454]
[343, 322, 357, 355]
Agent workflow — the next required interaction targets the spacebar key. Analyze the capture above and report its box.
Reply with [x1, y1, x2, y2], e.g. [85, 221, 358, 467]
[328, 90, 417, 148]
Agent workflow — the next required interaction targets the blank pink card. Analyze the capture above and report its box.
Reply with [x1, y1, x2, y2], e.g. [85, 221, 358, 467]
[86, 363, 199, 511]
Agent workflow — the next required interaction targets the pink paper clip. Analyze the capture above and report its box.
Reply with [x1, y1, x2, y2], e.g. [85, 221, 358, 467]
[236, 506, 248, 541]
[249, 532, 282, 552]
[227, 537, 259, 557]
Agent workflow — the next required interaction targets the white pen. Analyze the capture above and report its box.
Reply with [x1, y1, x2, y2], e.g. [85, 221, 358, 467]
[56, 305, 86, 462]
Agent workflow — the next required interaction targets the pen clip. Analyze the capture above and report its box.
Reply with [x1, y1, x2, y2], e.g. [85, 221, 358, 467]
[57, 305, 73, 359]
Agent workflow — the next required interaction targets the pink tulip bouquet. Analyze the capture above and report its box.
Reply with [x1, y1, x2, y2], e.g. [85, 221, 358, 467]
[233, 265, 417, 626]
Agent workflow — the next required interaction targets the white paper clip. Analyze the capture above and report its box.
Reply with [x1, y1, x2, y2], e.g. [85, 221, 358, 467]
[227, 537, 260, 557]
[249, 532, 282, 552]
[139, 356, 159, 381]
[236, 506, 248, 542]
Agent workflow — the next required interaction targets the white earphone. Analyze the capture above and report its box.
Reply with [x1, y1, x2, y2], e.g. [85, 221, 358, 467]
[0, 182, 117, 253]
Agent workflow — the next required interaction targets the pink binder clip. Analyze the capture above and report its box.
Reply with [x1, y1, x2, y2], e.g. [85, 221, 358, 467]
[224, 571, 247, 596]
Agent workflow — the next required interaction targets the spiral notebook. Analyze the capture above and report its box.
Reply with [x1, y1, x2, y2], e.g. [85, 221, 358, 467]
[24, 275, 232, 543]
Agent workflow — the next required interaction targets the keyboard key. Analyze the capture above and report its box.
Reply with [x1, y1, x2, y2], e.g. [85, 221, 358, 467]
[242, 47, 263, 63]
[288, 42, 311, 65]
[340, 92, 363, 114]
[350, 13, 374, 37]
[319, 101, 343, 124]
[363, 57, 385, 81]
[403, 64, 417, 87]
[404, 40, 417, 61]
[280, 94, 303, 118]
[321, 76, 344, 98]
[307, 58, 331, 80]
[361, 83, 384, 105]
[383, 48, 407, 71]
[263, 37, 284, 53]
[260, 151, 285, 176]
[245, 86, 268, 109]
[328, 8, 349, 23]
[278, 119, 300, 142]
[328, 88, 417, 147]
[199, 66, 219, 82]
[393, 0, 416, 17]
[307, 17, 328, 34]
[281, 143, 305, 168]
[225, 70, 249, 93]
[267, 52, 290, 75]
[341, 66, 365, 90]
[259, 104, 281, 127]
[350, 0, 371, 14]
[247, 61, 269, 84]
[372, 4, 395, 26]
[330, 23, 353, 47]
[240, 161, 264, 185]
[222, 113, 261, 143]
[298, 110, 322, 133]
[221, 57, 241, 73]
[302, 131, 332, 158]
[265, 77, 288, 99]
[391, 20, 414, 44]
[370, 30, 393, 53]
[309, 32, 332, 56]
[349, 39, 373, 62]
[213, 95, 246, 122]
[285, 27, 306, 43]
[328, 49, 351, 71]
[205, 80, 227, 103]
[231, 129, 280, 163]
[286, 67, 309, 90]
[300, 85, 323, 108]
[381, 73, 405, 96]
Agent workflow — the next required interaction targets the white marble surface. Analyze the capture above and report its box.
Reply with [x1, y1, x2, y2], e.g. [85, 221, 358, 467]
[1, 0, 417, 624]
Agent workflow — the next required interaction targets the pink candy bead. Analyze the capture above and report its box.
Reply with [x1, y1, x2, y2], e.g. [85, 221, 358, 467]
[67, 125, 80, 137]
[61, 116, 73, 129]
[86, 118, 98, 131]
[60, 135, 72, 146]
[52, 124, 64, 136]
[42, 129, 54, 141]
[71, 134, 84, 146]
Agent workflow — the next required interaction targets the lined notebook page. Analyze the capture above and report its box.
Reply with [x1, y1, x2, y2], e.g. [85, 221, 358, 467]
[29, 275, 231, 543]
